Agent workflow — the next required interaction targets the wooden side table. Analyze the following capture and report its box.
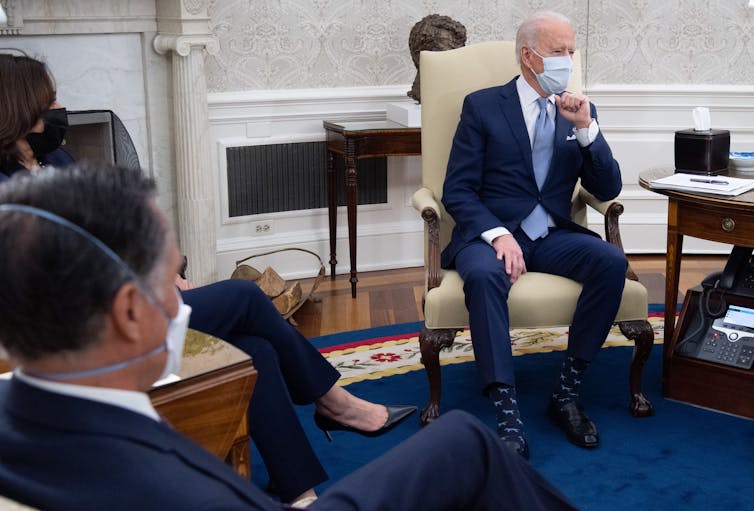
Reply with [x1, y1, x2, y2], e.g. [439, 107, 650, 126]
[639, 168, 754, 417]
[323, 120, 421, 298]
[150, 330, 257, 478]
[671, 288, 754, 418]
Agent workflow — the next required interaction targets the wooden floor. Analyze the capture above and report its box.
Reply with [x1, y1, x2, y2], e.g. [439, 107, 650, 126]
[293, 254, 727, 339]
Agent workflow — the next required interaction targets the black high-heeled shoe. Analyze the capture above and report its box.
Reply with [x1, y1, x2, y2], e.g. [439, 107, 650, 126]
[313, 405, 417, 442]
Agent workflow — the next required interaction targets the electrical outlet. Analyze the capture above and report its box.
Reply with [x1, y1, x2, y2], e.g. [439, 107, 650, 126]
[251, 220, 274, 235]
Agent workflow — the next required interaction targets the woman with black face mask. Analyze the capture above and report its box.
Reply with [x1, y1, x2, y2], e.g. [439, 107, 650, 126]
[0, 53, 73, 183]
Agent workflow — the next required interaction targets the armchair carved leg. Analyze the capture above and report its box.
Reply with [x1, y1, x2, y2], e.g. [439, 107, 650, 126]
[617, 319, 655, 417]
[419, 326, 459, 426]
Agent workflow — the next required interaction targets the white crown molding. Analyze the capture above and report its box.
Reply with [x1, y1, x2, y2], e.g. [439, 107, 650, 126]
[207, 85, 413, 123]
[587, 84, 754, 94]
[587, 85, 754, 113]
[208, 84, 411, 106]
[207, 87, 416, 136]
[1, 16, 157, 35]
[209, 84, 754, 106]
[0, 0, 158, 35]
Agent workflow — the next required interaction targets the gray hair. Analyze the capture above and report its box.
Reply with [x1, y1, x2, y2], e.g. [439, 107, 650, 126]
[515, 11, 573, 64]
[0, 163, 167, 360]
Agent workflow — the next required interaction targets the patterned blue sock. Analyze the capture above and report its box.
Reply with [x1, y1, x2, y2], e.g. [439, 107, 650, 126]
[552, 355, 589, 404]
[489, 383, 525, 444]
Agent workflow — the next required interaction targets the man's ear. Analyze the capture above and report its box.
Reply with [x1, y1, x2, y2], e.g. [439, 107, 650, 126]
[521, 46, 534, 69]
[110, 283, 148, 342]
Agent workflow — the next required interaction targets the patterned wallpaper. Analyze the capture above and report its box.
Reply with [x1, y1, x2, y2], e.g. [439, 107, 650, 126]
[205, 0, 754, 92]
[587, 0, 754, 85]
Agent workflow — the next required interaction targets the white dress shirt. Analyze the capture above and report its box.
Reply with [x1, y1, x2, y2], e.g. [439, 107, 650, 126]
[14, 369, 161, 421]
[480, 75, 599, 245]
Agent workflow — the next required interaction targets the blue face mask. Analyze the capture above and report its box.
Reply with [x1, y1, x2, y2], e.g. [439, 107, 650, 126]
[0, 204, 191, 382]
[529, 48, 573, 95]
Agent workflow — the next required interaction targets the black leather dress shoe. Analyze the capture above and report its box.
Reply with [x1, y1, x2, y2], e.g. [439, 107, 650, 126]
[547, 398, 599, 448]
[502, 438, 530, 460]
[314, 405, 417, 442]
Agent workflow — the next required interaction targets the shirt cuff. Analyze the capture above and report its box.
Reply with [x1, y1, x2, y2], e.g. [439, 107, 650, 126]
[481, 226, 511, 245]
[575, 119, 599, 147]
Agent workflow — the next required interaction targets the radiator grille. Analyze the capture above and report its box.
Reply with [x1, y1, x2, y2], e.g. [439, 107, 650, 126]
[226, 142, 387, 217]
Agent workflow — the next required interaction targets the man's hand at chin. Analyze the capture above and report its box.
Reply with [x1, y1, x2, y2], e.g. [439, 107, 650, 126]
[492, 234, 526, 283]
[555, 92, 592, 129]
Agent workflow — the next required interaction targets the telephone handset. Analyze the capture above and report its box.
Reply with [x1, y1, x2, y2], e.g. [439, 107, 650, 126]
[701, 246, 754, 297]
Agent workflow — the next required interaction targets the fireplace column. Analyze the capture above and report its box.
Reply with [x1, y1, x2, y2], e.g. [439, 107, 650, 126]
[153, 32, 219, 285]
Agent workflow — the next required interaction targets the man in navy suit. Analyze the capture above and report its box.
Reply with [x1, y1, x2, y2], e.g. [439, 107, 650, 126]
[442, 11, 626, 459]
[0, 162, 577, 510]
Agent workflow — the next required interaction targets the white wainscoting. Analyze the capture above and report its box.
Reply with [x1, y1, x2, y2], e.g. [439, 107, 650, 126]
[207, 84, 754, 280]
[207, 86, 424, 280]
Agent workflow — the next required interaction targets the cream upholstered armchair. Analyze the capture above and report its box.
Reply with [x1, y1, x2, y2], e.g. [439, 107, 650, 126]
[411, 41, 655, 425]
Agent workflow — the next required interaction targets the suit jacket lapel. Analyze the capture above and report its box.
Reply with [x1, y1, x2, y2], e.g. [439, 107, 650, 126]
[497, 79, 533, 174]
[3, 378, 265, 506]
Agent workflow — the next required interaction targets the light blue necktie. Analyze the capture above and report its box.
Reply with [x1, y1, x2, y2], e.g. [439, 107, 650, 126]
[520, 97, 554, 240]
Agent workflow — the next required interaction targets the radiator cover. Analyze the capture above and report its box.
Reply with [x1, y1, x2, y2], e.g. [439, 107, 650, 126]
[226, 142, 387, 217]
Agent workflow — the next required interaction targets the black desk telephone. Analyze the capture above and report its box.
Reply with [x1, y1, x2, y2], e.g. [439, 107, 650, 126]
[701, 245, 754, 297]
[675, 246, 754, 369]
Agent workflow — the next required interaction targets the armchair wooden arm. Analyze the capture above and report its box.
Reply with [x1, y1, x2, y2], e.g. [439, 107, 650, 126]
[412, 187, 443, 291]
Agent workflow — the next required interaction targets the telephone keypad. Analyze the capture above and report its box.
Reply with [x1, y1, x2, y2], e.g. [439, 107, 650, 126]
[697, 328, 754, 370]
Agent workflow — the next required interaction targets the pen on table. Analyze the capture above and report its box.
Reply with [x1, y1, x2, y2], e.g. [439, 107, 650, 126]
[690, 178, 729, 185]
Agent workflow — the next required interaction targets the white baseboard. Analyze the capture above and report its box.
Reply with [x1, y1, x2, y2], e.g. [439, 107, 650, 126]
[215, 219, 424, 280]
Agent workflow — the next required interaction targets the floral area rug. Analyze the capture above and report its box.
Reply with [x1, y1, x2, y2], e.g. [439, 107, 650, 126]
[320, 314, 666, 386]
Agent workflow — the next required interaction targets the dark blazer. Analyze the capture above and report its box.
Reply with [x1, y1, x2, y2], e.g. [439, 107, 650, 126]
[0, 147, 74, 184]
[0, 378, 278, 511]
[441, 78, 621, 268]
[0, 379, 578, 511]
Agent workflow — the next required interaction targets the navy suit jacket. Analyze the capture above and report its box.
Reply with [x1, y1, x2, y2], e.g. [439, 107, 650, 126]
[0, 378, 279, 511]
[441, 78, 621, 268]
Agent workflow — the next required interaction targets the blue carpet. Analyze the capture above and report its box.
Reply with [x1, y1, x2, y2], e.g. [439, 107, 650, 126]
[252, 324, 754, 510]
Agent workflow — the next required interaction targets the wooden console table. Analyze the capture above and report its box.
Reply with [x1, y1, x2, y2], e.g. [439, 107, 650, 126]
[639, 168, 754, 417]
[323, 120, 421, 298]
[150, 330, 257, 478]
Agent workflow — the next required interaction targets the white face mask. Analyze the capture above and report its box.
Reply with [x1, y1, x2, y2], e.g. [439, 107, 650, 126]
[159, 297, 191, 380]
[24, 291, 192, 382]
[528, 47, 573, 95]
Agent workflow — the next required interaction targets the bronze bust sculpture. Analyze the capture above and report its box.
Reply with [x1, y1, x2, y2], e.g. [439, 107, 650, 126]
[407, 14, 467, 103]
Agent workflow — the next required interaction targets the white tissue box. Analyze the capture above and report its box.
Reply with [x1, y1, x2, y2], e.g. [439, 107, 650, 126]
[386, 102, 421, 128]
